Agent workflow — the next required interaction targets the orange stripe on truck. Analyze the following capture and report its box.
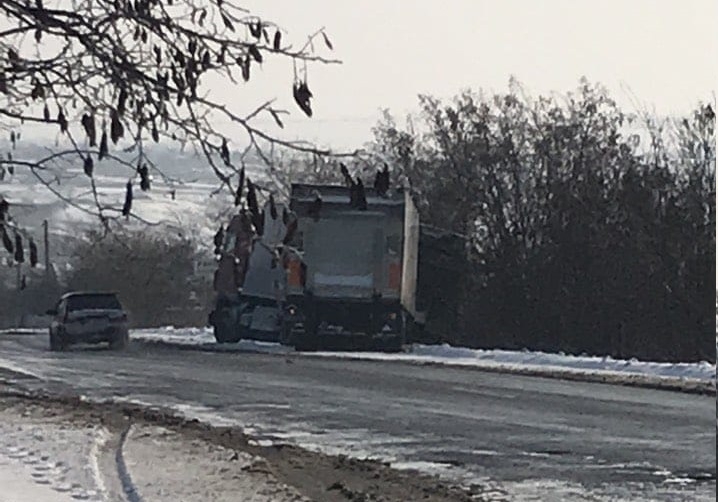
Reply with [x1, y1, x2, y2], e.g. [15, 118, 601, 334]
[288, 259, 303, 288]
[388, 261, 401, 291]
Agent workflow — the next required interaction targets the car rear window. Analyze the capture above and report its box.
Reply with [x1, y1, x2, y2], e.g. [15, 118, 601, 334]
[67, 294, 122, 311]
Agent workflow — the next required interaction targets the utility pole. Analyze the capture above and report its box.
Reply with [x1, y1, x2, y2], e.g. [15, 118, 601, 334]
[43, 220, 50, 275]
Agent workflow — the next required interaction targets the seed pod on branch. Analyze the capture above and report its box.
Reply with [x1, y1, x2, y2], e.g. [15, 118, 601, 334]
[293, 81, 313, 117]
[29, 238, 38, 267]
[31, 80, 44, 100]
[269, 193, 277, 220]
[117, 88, 128, 116]
[240, 56, 250, 82]
[81, 113, 97, 146]
[1, 226, 13, 254]
[57, 108, 68, 133]
[138, 164, 150, 191]
[247, 178, 259, 218]
[322, 32, 334, 50]
[220, 138, 230, 165]
[99, 130, 108, 160]
[213, 225, 224, 254]
[122, 181, 133, 216]
[249, 20, 262, 39]
[14, 233, 24, 263]
[110, 109, 124, 143]
[234, 167, 245, 207]
[83, 155, 94, 177]
[273, 30, 282, 50]
[248, 44, 263, 63]
[221, 14, 234, 32]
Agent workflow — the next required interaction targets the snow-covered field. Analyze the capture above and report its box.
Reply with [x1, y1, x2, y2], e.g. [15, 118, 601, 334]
[1, 142, 270, 273]
[133, 327, 716, 390]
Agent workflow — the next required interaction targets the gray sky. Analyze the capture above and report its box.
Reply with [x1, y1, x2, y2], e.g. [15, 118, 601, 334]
[217, 0, 717, 150]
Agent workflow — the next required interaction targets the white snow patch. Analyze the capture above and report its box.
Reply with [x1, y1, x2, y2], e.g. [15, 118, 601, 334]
[132, 327, 716, 386]
[391, 460, 455, 472]
[0, 408, 109, 502]
[87, 427, 110, 500]
[0, 460, 78, 502]
[123, 424, 308, 501]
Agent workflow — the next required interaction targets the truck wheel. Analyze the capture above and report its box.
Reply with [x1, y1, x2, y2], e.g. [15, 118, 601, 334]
[279, 323, 294, 346]
[214, 321, 241, 343]
[293, 324, 318, 352]
[294, 335, 318, 352]
[381, 335, 404, 353]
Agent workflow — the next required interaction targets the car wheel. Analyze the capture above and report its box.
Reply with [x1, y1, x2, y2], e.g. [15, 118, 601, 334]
[49, 330, 64, 352]
[110, 332, 129, 350]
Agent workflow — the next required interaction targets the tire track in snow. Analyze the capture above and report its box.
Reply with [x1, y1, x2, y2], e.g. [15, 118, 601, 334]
[116, 423, 144, 502]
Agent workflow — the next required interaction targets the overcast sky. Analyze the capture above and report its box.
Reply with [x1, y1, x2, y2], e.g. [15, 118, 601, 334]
[213, 0, 717, 150]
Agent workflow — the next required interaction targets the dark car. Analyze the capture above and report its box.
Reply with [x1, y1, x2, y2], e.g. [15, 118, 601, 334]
[47, 292, 129, 351]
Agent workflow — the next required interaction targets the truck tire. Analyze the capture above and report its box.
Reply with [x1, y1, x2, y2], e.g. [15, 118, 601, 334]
[213, 322, 241, 343]
[293, 324, 319, 352]
[294, 336, 318, 352]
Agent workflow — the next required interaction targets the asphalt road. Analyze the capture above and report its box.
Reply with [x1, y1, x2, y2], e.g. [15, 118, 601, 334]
[0, 333, 714, 501]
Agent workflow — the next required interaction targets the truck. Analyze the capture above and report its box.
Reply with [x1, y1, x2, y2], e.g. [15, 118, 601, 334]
[208, 180, 421, 352]
[208, 201, 291, 344]
[281, 182, 420, 351]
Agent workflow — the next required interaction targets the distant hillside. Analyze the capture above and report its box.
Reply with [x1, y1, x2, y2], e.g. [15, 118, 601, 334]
[1, 140, 271, 272]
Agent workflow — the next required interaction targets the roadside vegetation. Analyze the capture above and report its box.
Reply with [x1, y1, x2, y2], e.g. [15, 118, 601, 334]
[64, 230, 212, 327]
[367, 80, 715, 363]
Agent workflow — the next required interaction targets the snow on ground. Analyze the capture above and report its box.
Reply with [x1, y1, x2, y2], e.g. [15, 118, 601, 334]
[0, 406, 109, 502]
[124, 425, 308, 502]
[133, 326, 716, 386]
[0, 399, 309, 502]
[0, 460, 78, 502]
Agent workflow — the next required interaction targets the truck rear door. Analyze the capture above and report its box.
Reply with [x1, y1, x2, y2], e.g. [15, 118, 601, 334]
[303, 212, 384, 299]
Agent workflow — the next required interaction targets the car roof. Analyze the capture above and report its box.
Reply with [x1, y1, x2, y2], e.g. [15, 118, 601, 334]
[60, 291, 119, 300]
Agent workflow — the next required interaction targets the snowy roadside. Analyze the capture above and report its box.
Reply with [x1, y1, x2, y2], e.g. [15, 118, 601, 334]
[0, 397, 310, 502]
[0, 390, 487, 502]
[132, 327, 716, 394]
[0, 401, 109, 502]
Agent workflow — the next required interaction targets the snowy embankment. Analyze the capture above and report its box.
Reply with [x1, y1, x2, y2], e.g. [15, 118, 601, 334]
[133, 327, 716, 394]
